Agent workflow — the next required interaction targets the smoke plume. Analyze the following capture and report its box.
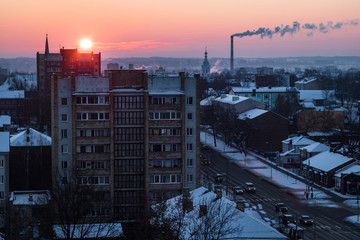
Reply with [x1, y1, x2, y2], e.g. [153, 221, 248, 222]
[232, 19, 359, 38]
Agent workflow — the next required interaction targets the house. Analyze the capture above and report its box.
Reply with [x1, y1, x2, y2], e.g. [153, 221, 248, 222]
[237, 109, 288, 152]
[299, 90, 335, 108]
[213, 94, 265, 114]
[9, 128, 51, 191]
[0, 115, 10, 132]
[300, 142, 330, 161]
[8, 190, 51, 239]
[155, 186, 287, 240]
[302, 151, 356, 188]
[295, 77, 320, 90]
[229, 86, 299, 111]
[279, 136, 315, 168]
[334, 162, 360, 195]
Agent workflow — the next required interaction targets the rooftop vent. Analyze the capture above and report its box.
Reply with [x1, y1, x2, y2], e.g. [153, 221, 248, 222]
[232, 96, 239, 101]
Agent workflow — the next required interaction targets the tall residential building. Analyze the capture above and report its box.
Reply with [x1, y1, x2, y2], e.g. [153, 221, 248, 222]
[0, 115, 10, 226]
[51, 70, 200, 221]
[37, 35, 101, 128]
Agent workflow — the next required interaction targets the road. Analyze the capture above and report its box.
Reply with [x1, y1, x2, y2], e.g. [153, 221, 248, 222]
[201, 147, 360, 240]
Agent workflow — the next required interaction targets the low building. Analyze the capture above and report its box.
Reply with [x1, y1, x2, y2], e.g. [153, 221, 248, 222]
[237, 109, 288, 152]
[279, 136, 315, 168]
[295, 78, 320, 90]
[334, 162, 360, 195]
[300, 142, 330, 161]
[213, 94, 265, 114]
[302, 151, 356, 188]
[9, 128, 51, 191]
[0, 89, 25, 125]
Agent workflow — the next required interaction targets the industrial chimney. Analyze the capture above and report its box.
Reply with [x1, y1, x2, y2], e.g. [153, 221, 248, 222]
[230, 35, 234, 73]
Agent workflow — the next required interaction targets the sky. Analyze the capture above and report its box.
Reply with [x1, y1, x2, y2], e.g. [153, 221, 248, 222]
[0, 0, 359, 59]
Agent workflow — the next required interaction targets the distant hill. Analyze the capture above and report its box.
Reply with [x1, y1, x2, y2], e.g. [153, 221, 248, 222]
[0, 56, 359, 74]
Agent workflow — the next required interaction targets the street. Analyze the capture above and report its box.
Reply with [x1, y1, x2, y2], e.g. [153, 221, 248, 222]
[201, 147, 360, 240]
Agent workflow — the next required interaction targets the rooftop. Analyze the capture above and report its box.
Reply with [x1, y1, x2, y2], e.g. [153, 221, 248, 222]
[214, 94, 248, 105]
[302, 151, 354, 172]
[231, 86, 298, 93]
[10, 128, 51, 147]
[238, 109, 268, 120]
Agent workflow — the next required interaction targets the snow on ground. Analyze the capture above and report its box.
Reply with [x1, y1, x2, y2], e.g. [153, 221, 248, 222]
[201, 131, 337, 205]
[344, 199, 360, 208]
[344, 216, 360, 226]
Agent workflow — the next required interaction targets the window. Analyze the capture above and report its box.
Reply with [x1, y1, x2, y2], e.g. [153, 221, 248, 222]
[61, 145, 68, 153]
[61, 98, 67, 105]
[186, 158, 193, 167]
[187, 97, 193, 104]
[61, 114, 68, 122]
[187, 143, 193, 151]
[61, 129, 68, 138]
[0, 159, 3, 168]
[264, 94, 269, 100]
[61, 161, 68, 169]
[0, 176, 3, 184]
[187, 113, 193, 120]
[186, 128, 193, 136]
[0, 191, 4, 199]
[187, 174, 193, 183]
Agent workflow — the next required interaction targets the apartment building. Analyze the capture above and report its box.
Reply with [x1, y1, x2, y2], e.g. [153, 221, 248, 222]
[51, 70, 200, 221]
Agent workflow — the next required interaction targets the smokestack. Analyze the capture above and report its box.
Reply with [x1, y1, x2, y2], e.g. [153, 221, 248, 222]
[230, 35, 234, 73]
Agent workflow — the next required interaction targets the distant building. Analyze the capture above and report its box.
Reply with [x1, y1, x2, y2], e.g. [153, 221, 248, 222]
[201, 48, 210, 79]
[107, 62, 120, 70]
[9, 128, 52, 191]
[229, 86, 299, 111]
[279, 136, 315, 168]
[51, 70, 200, 221]
[0, 89, 25, 125]
[295, 77, 320, 90]
[36, 34, 101, 128]
[213, 94, 265, 114]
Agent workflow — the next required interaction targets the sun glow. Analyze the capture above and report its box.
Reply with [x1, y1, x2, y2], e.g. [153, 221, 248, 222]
[80, 39, 92, 49]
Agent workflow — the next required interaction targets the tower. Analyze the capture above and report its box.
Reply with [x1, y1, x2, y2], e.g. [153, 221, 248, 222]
[201, 47, 211, 79]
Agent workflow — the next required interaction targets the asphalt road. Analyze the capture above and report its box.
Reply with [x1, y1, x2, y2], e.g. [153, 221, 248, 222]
[201, 146, 360, 240]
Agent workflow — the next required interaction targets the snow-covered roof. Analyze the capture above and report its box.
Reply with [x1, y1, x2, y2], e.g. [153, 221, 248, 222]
[300, 142, 330, 153]
[53, 223, 124, 239]
[0, 132, 10, 152]
[299, 90, 335, 101]
[280, 148, 297, 157]
[302, 101, 316, 109]
[214, 94, 248, 105]
[0, 90, 24, 99]
[335, 163, 360, 177]
[10, 128, 51, 147]
[200, 96, 216, 106]
[231, 86, 298, 93]
[0, 115, 11, 127]
[9, 190, 50, 205]
[295, 77, 317, 84]
[238, 109, 268, 120]
[159, 187, 286, 240]
[282, 136, 315, 146]
[302, 151, 354, 172]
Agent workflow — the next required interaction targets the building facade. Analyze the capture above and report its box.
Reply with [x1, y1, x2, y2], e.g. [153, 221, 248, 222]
[51, 70, 200, 221]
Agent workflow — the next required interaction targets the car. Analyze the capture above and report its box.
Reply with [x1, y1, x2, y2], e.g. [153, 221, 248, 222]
[275, 203, 288, 213]
[215, 174, 223, 183]
[233, 186, 244, 194]
[202, 158, 211, 165]
[280, 214, 296, 225]
[299, 215, 313, 225]
[244, 182, 256, 192]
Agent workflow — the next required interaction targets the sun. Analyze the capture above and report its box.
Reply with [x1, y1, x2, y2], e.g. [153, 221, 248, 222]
[80, 39, 92, 49]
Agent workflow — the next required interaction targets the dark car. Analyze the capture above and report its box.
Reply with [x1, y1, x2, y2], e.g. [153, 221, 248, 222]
[275, 203, 288, 213]
[202, 158, 211, 165]
[280, 214, 296, 225]
[299, 215, 313, 225]
[233, 186, 244, 194]
[244, 182, 256, 192]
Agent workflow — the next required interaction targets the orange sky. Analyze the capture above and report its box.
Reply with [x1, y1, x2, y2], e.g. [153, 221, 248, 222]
[0, 0, 359, 58]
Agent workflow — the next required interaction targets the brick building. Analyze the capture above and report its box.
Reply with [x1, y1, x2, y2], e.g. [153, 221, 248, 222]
[51, 70, 200, 221]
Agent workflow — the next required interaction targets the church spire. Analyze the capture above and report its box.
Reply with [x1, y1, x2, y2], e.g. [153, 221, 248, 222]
[45, 34, 49, 55]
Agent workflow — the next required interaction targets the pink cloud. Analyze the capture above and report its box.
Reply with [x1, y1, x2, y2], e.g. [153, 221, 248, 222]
[93, 40, 178, 51]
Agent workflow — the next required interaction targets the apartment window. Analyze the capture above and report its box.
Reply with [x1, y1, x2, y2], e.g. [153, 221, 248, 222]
[187, 113, 193, 120]
[61, 98, 67, 105]
[0, 176, 3, 184]
[61, 114, 68, 122]
[61, 161, 68, 169]
[264, 94, 269, 100]
[186, 158, 193, 167]
[0, 159, 3, 168]
[186, 128, 193, 136]
[187, 174, 193, 183]
[0, 191, 4, 199]
[187, 97, 193, 104]
[61, 129, 68, 138]
[187, 143, 193, 151]
[61, 145, 68, 153]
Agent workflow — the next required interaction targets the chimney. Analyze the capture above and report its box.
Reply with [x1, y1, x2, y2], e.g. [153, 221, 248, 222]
[214, 185, 222, 199]
[182, 187, 193, 212]
[182, 187, 190, 198]
[199, 205, 207, 217]
[230, 35, 234, 73]
[236, 200, 244, 211]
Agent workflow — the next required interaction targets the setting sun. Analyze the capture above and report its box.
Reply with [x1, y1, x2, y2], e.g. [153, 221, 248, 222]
[80, 39, 92, 49]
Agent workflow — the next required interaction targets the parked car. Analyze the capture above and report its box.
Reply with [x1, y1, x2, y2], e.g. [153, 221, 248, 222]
[280, 214, 296, 225]
[275, 203, 288, 213]
[299, 215, 313, 225]
[233, 186, 244, 194]
[244, 182, 256, 192]
[215, 174, 223, 183]
[202, 158, 211, 165]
